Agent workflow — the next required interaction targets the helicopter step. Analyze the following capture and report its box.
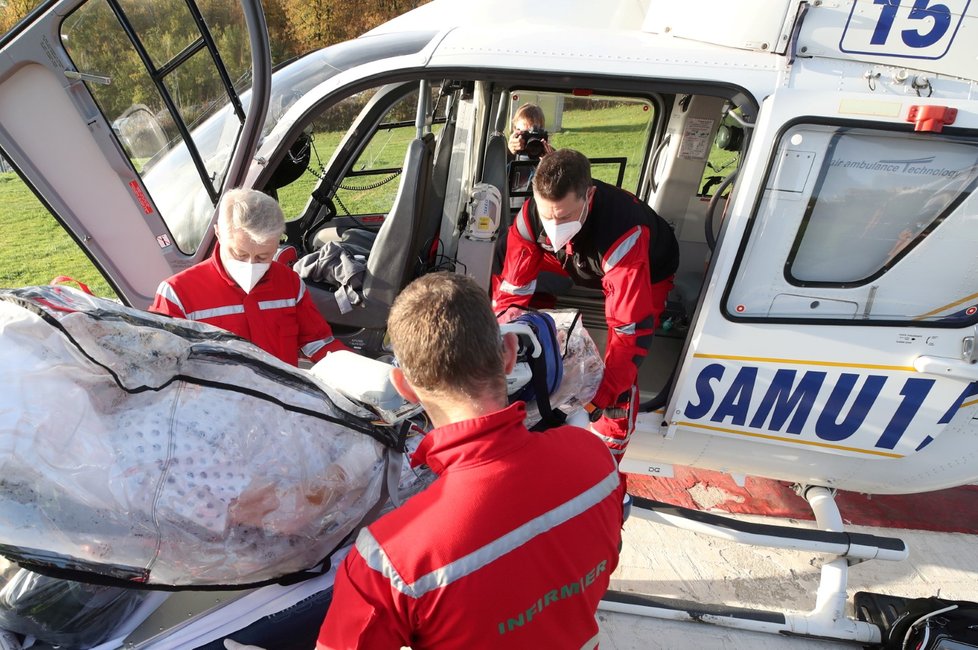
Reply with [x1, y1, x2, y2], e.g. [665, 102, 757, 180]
[600, 487, 909, 644]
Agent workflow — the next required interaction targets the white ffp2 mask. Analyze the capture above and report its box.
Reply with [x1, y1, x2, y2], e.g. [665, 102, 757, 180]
[542, 218, 582, 251]
[223, 256, 270, 293]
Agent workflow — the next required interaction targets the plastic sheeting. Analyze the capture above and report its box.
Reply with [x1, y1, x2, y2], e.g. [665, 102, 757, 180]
[0, 569, 147, 648]
[0, 286, 395, 587]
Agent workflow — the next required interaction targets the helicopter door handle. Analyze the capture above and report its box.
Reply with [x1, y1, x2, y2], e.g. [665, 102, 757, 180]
[914, 355, 978, 382]
[962, 335, 977, 363]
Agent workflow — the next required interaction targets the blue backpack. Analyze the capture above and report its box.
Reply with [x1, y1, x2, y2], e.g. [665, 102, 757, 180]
[508, 311, 564, 429]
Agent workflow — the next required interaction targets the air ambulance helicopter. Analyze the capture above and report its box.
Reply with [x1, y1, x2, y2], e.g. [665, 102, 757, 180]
[1, 0, 978, 646]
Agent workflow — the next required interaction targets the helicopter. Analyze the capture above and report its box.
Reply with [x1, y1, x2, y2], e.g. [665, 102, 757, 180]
[1, 0, 977, 645]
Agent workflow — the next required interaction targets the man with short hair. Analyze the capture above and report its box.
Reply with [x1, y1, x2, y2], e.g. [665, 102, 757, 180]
[317, 272, 623, 650]
[493, 148, 679, 462]
[150, 188, 346, 366]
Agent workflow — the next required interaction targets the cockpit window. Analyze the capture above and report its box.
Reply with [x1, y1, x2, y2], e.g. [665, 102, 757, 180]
[727, 123, 978, 324]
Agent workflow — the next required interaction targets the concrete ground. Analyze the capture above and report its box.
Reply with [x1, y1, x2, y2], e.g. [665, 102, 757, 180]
[596, 510, 978, 648]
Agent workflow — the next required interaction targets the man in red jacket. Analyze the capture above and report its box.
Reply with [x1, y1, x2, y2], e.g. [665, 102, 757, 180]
[150, 189, 346, 366]
[317, 272, 624, 649]
[493, 148, 679, 462]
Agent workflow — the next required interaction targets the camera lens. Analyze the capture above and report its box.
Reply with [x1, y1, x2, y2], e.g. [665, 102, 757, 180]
[523, 138, 545, 158]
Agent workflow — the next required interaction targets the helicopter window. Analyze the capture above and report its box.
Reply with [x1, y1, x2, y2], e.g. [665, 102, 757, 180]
[727, 123, 978, 324]
[699, 119, 742, 198]
[287, 84, 445, 252]
[788, 129, 978, 286]
[60, 0, 252, 254]
[505, 90, 655, 195]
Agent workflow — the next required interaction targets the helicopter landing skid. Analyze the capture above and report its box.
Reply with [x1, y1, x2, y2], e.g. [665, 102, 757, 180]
[600, 485, 909, 644]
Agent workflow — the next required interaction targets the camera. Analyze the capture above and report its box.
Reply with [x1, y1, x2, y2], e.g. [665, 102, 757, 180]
[518, 127, 549, 158]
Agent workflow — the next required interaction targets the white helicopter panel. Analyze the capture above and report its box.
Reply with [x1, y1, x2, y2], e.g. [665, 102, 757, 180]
[642, 0, 799, 54]
[642, 86, 978, 495]
[425, 25, 781, 106]
[366, 0, 653, 36]
[798, 0, 978, 81]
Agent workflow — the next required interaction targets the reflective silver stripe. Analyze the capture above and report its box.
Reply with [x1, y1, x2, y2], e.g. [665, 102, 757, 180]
[613, 323, 637, 336]
[156, 282, 186, 316]
[589, 429, 618, 445]
[628, 385, 639, 434]
[298, 280, 307, 301]
[186, 304, 245, 320]
[499, 279, 537, 297]
[589, 429, 632, 447]
[588, 429, 628, 445]
[602, 227, 642, 273]
[258, 298, 297, 311]
[515, 206, 535, 242]
[357, 469, 620, 599]
[301, 337, 333, 358]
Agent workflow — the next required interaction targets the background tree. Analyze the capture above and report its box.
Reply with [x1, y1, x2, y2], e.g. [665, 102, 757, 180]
[0, 0, 44, 35]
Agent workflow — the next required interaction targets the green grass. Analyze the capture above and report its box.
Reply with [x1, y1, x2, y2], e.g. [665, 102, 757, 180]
[550, 104, 653, 191]
[0, 173, 114, 297]
[275, 104, 656, 221]
[277, 125, 434, 220]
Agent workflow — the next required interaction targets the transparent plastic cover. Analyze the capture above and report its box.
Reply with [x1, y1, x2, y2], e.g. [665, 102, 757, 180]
[0, 286, 389, 587]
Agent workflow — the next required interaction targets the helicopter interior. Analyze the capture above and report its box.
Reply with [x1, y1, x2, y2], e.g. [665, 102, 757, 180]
[256, 73, 751, 407]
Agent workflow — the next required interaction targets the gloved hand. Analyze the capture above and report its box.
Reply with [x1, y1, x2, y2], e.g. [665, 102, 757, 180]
[584, 401, 628, 422]
[224, 639, 266, 650]
[583, 401, 604, 422]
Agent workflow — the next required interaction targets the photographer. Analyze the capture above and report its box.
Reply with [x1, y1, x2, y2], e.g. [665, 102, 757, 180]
[507, 102, 555, 160]
[507, 103, 555, 213]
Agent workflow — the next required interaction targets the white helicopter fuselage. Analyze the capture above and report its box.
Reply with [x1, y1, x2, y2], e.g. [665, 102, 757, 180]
[363, 0, 978, 495]
[627, 1, 978, 495]
[375, 0, 978, 496]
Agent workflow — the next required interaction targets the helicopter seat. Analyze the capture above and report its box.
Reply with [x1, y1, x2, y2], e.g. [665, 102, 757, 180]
[302, 133, 436, 334]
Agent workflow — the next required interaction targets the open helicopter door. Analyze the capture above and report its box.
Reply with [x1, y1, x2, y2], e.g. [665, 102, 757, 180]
[0, 0, 271, 308]
[659, 87, 978, 495]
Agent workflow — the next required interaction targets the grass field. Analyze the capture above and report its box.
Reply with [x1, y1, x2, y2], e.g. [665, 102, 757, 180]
[0, 173, 115, 296]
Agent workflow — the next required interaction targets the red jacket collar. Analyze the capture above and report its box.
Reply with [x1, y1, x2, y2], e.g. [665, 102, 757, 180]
[209, 242, 237, 288]
[410, 402, 531, 475]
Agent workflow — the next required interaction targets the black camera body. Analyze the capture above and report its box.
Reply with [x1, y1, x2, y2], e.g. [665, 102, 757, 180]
[519, 127, 549, 158]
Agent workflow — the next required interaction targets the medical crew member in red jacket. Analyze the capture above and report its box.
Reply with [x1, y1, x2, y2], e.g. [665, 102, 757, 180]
[150, 188, 346, 366]
[493, 148, 679, 462]
[317, 272, 624, 650]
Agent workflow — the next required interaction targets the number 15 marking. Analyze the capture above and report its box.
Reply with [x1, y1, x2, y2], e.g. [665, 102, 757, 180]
[840, 0, 970, 59]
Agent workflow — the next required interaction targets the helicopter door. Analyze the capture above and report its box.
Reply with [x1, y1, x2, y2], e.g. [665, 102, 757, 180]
[0, 0, 271, 307]
[665, 89, 978, 463]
